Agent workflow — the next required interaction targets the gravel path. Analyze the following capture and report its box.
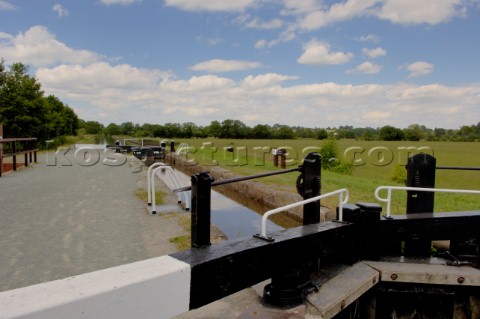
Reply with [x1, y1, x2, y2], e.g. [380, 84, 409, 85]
[0, 148, 185, 291]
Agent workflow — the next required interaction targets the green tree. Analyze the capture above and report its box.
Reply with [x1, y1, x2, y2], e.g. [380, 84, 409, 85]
[221, 119, 248, 138]
[274, 125, 295, 139]
[316, 129, 328, 140]
[252, 124, 273, 139]
[0, 61, 45, 139]
[404, 124, 427, 141]
[105, 123, 121, 136]
[320, 138, 339, 169]
[207, 120, 222, 137]
[81, 121, 104, 134]
[379, 125, 404, 141]
[0, 60, 78, 144]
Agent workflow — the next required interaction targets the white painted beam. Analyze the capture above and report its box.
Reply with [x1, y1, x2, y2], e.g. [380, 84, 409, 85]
[0, 256, 190, 319]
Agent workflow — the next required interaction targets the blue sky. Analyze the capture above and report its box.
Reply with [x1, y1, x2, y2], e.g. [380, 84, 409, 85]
[1, 0, 479, 129]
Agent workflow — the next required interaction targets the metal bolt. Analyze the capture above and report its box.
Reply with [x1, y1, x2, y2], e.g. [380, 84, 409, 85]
[458, 277, 465, 284]
[390, 273, 398, 280]
[341, 300, 346, 309]
[372, 277, 377, 284]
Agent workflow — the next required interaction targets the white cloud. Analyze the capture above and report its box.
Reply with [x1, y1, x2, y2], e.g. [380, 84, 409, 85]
[100, 0, 142, 6]
[281, 0, 471, 32]
[404, 61, 434, 77]
[376, 0, 468, 25]
[161, 75, 235, 92]
[0, 0, 16, 10]
[347, 61, 382, 74]
[164, 0, 255, 12]
[356, 34, 379, 42]
[0, 26, 102, 67]
[298, 40, 353, 65]
[245, 17, 284, 29]
[296, 0, 379, 30]
[190, 59, 264, 73]
[35, 58, 480, 128]
[281, 0, 322, 15]
[362, 47, 386, 58]
[241, 73, 298, 89]
[254, 24, 297, 49]
[53, 4, 69, 17]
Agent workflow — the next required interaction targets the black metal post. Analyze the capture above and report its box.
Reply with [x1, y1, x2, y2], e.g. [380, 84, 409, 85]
[262, 153, 322, 308]
[341, 202, 382, 261]
[298, 152, 322, 225]
[406, 153, 436, 213]
[12, 141, 16, 171]
[405, 153, 436, 257]
[280, 148, 286, 169]
[191, 172, 214, 248]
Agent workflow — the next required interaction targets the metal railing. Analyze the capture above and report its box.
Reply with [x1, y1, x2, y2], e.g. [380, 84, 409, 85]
[175, 143, 190, 156]
[259, 188, 349, 239]
[147, 163, 190, 214]
[375, 186, 480, 217]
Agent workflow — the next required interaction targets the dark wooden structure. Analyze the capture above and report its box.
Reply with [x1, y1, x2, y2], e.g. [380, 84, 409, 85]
[0, 138, 38, 177]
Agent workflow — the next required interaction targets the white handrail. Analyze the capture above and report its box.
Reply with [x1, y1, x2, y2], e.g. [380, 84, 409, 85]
[176, 143, 190, 156]
[147, 162, 169, 205]
[375, 186, 480, 217]
[260, 189, 349, 238]
[151, 166, 190, 214]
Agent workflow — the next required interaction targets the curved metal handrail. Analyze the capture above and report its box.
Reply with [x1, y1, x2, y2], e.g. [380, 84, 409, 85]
[374, 186, 480, 217]
[259, 189, 349, 239]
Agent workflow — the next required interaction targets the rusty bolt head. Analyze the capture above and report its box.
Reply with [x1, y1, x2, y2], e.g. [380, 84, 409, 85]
[390, 273, 398, 281]
[458, 277, 465, 284]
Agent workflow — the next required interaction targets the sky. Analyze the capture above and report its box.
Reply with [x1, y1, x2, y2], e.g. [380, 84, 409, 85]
[0, 0, 479, 129]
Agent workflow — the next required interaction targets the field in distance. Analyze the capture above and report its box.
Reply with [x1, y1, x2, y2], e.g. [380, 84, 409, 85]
[173, 138, 480, 215]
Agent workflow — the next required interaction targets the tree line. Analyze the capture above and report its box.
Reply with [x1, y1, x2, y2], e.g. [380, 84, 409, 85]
[0, 60, 79, 144]
[81, 120, 480, 142]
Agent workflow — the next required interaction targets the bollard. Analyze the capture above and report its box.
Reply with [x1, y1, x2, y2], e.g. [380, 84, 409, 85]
[340, 202, 382, 261]
[191, 172, 214, 247]
[406, 154, 436, 213]
[280, 148, 286, 169]
[273, 148, 279, 167]
[405, 153, 436, 257]
[262, 153, 321, 308]
[297, 152, 322, 225]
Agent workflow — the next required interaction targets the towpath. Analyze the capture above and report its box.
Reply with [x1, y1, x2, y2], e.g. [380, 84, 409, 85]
[0, 147, 185, 291]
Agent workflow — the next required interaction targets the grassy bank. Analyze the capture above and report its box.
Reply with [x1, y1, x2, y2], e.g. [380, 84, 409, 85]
[173, 138, 480, 214]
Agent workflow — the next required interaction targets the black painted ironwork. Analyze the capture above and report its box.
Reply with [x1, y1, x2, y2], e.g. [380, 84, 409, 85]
[173, 167, 300, 193]
[172, 221, 352, 309]
[437, 166, 480, 171]
[190, 172, 214, 247]
[406, 153, 436, 214]
[175, 151, 480, 310]
[297, 152, 322, 225]
[405, 153, 436, 257]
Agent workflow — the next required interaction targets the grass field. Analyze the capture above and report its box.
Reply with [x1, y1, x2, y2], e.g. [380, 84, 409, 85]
[173, 138, 480, 214]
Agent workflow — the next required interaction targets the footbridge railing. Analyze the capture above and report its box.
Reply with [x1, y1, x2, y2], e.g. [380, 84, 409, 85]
[147, 162, 191, 213]
[258, 188, 349, 239]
